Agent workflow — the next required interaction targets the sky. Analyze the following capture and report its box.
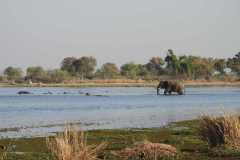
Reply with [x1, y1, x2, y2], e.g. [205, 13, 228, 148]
[0, 0, 239, 70]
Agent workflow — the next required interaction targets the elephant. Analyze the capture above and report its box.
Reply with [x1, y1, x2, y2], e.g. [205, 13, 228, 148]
[157, 80, 185, 95]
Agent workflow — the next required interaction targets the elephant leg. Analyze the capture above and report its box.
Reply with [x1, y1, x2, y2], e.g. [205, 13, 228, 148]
[178, 90, 184, 95]
[164, 89, 168, 95]
[157, 88, 160, 95]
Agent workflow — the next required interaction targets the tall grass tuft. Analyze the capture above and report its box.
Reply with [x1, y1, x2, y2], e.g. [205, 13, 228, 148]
[199, 114, 240, 149]
[0, 145, 7, 160]
[0, 153, 6, 160]
[47, 126, 106, 160]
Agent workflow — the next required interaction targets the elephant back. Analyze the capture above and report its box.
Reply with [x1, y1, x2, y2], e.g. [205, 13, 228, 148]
[169, 81, 184, 93]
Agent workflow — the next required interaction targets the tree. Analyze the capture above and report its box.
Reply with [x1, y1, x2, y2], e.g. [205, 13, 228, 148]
[47, 69, 70, 83]
[0, 75, 4, 82]
[145, 57, 165, 76]
[72, 56, 97, 79]
[61, 57, 77, 75]
[121, 62, 141, 79]
[179, 56, 193, 78]
[213, 59, 226, 74]
[26, 66, 46, 82]
[4, 66, 22, 80]
[164, 49, 180, 75]
[227, 52, 240, 75]
[98, 63, 120, 79]
[190, 57, 214, 79]
[138, 65, 151, 79]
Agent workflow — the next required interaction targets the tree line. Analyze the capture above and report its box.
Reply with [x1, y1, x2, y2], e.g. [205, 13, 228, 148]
[1, 50, 240, 83]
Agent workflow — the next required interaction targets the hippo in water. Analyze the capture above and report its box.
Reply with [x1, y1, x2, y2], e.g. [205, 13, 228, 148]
[17, 91, 31, 95]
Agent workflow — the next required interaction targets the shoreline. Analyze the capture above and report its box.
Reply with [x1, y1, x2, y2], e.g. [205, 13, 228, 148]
[0, 80, 240, 88]
[0, 119, 199, 158]
[1, 118, 240, 159]
[0, 119, 234, 160]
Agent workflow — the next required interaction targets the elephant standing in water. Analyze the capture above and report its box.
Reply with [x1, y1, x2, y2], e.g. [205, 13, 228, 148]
[157, 80, 185, 95]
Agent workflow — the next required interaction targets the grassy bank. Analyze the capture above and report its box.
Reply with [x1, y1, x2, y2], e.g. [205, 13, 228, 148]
[0, 80, 240, 88]
[1, 119, 240, 160]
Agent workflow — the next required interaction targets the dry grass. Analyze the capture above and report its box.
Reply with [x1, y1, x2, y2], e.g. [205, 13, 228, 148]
[0, 143, 10, 160]
[116, 140, 177, 160]
[47, 126, 106, 160]
[0, 153, 6, 160]
[0, 145, 7, 160]
[199, 114, 240, 149]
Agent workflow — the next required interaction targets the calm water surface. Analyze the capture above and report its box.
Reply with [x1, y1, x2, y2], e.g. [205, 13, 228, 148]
[0, 87, 240, 138]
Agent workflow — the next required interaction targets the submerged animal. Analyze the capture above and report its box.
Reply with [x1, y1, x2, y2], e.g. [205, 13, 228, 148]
[17, 91, 31, 95]
[43, 91, 53, 95]
[85, 93, 91, 96]
[157, 80, 185, 95]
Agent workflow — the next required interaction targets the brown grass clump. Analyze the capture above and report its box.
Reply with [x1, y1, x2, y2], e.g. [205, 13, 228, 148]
[0, 145, 7, 160]
[199, 115, 240, 149]
[0, 153, 6, 160]
[47, 126, 106, 160]
[0, 154, 5, 160]
[116, 140, 177, 160]
[0, 143, 9, 160]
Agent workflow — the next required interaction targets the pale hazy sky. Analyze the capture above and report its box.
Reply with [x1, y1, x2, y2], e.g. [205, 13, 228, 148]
[0, 0, 239, 70]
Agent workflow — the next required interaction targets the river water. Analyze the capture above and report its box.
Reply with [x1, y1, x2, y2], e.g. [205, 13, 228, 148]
[0, 87, 239, 138]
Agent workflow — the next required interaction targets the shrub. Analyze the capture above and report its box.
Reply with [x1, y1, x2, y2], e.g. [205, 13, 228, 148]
[47, 126, 106, 160]
[199, 115, 240, 149]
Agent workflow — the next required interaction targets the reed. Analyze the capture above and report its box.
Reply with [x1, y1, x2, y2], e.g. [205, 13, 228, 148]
[199, 114, 240, 148]
[47, 126, 106, 160]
